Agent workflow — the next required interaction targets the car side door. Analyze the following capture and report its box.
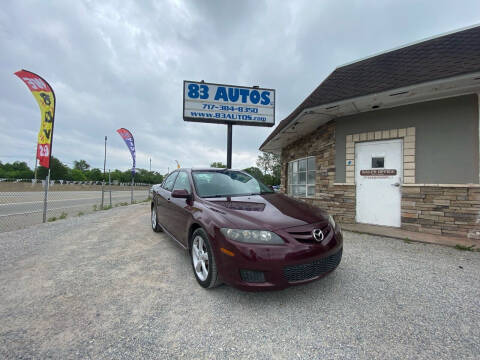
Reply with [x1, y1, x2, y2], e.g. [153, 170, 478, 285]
[169, 171, 194, 245]
[155, 171, 178, 232]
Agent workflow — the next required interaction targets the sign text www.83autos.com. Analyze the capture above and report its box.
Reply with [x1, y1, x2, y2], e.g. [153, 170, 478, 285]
[183, 81, 275, 127]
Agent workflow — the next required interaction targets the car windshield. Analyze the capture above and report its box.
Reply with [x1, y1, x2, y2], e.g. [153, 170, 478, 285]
[192, 170, 274, 198]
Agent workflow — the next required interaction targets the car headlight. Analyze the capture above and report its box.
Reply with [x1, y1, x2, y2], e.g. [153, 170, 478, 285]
[328, 215, 336, 229]
[220, 228, 284, 244]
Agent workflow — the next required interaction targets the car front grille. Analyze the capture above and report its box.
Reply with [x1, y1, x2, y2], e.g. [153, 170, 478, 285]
[285, 222, 332, 243]
[283, 248, 342, 282]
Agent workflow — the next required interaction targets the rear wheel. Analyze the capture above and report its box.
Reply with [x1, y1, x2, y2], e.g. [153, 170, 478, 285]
[190, 228, 221, 289]
[151, 205, 162, 232]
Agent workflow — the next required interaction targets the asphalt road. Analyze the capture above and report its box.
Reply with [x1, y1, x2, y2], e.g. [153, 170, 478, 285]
[0, 204, 479, 359]
[0, 190, 149, 232]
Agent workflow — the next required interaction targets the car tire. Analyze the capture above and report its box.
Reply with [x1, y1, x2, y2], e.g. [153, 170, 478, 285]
[151, 205, 162, 233]
[190, 228, 221, 289]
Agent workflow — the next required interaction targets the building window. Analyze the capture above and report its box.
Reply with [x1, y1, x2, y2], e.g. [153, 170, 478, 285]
[371, 157, 384, 168]
[288, 156, 316, 197]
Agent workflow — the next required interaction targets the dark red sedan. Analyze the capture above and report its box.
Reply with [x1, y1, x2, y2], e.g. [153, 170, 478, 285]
[151, 168, 343, 291]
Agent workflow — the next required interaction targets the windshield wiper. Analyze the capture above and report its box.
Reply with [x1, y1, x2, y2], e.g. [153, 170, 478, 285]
[203, 193, 256, 198]
[203, 194, 231, 198]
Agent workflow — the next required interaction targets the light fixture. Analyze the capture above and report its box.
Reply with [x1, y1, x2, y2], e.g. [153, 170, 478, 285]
[389, 91, 409, 96]
[325, 105, 339, 110]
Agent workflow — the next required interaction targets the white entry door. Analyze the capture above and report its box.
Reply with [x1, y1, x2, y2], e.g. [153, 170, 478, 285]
[355, 139, 403, 227]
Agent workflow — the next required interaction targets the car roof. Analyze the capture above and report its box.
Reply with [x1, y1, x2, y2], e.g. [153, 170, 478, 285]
[179, 167, 244, 172]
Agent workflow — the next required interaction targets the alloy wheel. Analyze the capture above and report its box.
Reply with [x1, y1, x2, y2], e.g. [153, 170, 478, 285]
[151, 208, 156, 228]
[192, 235, 209, 281]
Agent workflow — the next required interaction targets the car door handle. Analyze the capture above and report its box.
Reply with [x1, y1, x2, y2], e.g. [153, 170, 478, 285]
[391, 182, 401, 187]
[167, 198, 171, 201]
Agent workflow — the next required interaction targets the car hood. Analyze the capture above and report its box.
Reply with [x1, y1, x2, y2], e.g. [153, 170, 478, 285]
[202, 193, 328, 231]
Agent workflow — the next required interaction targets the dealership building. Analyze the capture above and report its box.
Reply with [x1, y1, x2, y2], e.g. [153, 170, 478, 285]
[260, 25, 480, 240]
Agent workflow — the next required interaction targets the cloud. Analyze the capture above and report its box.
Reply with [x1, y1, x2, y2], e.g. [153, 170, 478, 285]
[1, 0, 480, 173]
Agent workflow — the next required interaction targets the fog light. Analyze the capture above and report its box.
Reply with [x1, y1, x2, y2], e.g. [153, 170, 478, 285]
[239, 269, 266, 283]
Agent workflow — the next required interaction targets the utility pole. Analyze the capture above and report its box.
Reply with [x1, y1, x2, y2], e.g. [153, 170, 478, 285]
[227, 124, 232, 168]
[149, 158, 151, 172]
[108, 169, 112, 207]
[101, 135, 107, 209]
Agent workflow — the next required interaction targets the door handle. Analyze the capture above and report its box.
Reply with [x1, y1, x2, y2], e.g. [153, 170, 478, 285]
[392, 182, 400, 187]
[167, 198, 171, 201]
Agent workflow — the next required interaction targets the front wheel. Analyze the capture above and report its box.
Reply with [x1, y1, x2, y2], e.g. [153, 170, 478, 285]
[151, 205, 162, 233]
[190, 228, 221, 289]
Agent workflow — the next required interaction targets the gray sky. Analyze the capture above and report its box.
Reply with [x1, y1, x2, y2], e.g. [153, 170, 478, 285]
[1, 0, 479, 174]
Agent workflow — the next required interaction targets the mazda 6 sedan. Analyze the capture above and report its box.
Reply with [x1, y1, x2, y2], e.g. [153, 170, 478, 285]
[151, 168, 343, 291]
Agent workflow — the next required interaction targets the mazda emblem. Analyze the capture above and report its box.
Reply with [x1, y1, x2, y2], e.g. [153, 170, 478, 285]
[312, 229, 324, 242]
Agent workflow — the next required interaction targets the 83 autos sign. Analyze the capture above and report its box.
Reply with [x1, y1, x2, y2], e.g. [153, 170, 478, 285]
[183, 81, 275, 127]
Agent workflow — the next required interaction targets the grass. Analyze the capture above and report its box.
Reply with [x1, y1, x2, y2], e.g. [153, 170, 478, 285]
[47, 216, 57, 222]
[59, 212, 68, 220]
[102, 205, 112, 210]
[93, 204, 98, 211]
[77, 211, 84, 216]
[403, 237, 412, 244]
[454, 244, 476, 251]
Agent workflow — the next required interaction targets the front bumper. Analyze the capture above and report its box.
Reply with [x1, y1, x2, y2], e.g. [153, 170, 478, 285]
[214, 225, 343, 291]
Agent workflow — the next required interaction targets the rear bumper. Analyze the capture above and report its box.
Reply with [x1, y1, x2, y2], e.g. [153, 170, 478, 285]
[214, 226, 343, 291]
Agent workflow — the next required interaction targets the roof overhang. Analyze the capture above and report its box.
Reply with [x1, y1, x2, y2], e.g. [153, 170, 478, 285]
[261, 72, 480, 153]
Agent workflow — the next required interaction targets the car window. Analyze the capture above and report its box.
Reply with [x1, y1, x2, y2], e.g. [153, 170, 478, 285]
[162, 172, 178, 192]
[192, 170, 273, 198]
[173, 172, 191, 193]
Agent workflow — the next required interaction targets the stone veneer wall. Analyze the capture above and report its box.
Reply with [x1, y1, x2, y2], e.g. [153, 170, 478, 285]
[280, 120, 480, 239]
[280, 120, 355, 225]
[401, 185, 480, 239]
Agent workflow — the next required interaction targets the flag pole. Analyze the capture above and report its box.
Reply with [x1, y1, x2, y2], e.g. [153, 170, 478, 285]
[131, 173, 134, 204]
[34, 158, 38, 184]
[101, 136, 107, 209]
[43, 169, 50, 223]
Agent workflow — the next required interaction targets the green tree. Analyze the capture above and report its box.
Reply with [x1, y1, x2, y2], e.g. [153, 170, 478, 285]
[210, 162, 227, 168]
[256, 152, 281, 185]
[73, 160, 90, 172]
[37, 157, 69, 180]
[243, 166, 263, 179]
[256, 152, 280, 174]
[70, 169, 87, 181]
[0, 161, 34, 179]
[87, 168, 103, 181]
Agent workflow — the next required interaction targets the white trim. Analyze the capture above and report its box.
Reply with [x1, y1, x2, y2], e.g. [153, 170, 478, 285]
[339, 23, 480, 67]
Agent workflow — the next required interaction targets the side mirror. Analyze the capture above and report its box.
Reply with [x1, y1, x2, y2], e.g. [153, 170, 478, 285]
[171, 189, 191, 199]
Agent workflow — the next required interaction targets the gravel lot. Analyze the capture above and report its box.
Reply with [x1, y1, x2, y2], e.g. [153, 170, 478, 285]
[0, 203, 479, 359]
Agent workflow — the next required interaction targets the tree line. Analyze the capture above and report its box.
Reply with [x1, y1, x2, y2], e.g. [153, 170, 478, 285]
[0, 157, 164, 184]
[1, 152, 281, 186]
[210, 152, 281, 186]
